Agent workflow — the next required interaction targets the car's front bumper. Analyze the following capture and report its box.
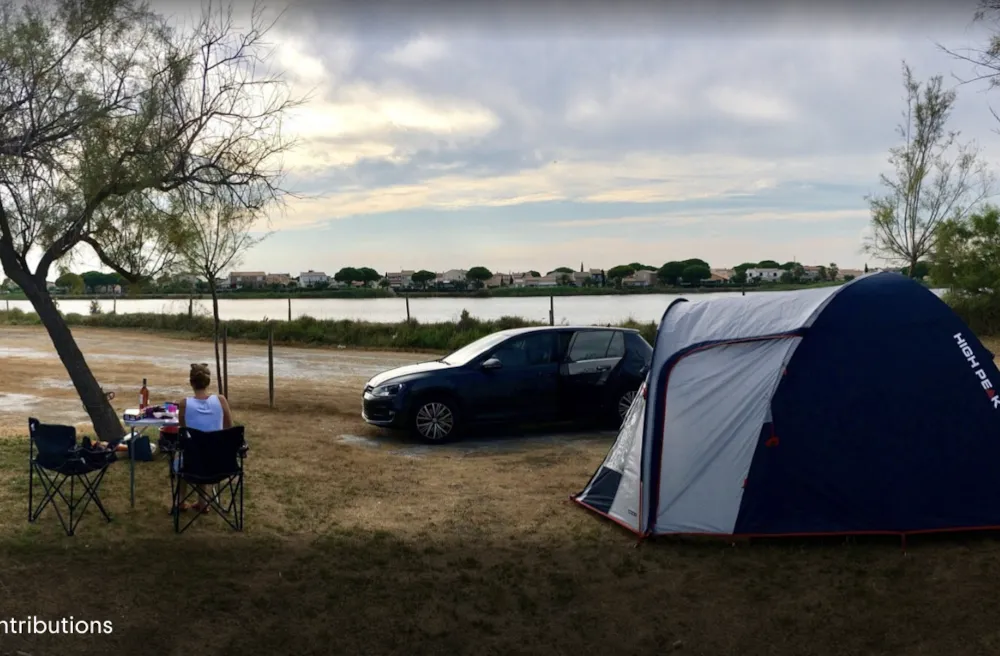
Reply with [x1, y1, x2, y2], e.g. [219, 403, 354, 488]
[361, 392, 406, 428]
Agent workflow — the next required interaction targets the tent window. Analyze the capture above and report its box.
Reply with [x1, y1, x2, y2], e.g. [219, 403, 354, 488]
[567, 330, 615, 362]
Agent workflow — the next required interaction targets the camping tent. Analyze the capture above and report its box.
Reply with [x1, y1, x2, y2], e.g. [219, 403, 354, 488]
[574, 271, 1000, 538]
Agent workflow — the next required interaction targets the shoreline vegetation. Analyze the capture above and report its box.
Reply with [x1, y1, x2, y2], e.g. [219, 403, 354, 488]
[0, 308, 659, 353]
[0, 280, 849, 302]
[0, 285, 985, 354]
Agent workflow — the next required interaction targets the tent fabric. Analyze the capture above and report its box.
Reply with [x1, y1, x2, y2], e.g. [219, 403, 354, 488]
[574, 272, 1000, 538]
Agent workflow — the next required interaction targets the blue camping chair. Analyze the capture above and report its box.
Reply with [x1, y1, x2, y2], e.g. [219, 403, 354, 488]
[28, 418, 117, 536]
[169, 426, 248, 534]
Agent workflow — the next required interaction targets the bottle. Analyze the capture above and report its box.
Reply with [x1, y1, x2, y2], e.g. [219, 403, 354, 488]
[139, 378, 149, 410]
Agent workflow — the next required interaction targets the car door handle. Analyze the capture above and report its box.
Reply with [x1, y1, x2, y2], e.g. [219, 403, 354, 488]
[595, 365, 610, 372]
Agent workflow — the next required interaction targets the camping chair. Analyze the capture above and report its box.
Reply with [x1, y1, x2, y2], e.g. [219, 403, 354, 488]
[27, 418, 116, 536]
[169, 426, 247, 534]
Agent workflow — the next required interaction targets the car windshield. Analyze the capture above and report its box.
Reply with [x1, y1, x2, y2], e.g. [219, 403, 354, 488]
[441, 331, 517, 366]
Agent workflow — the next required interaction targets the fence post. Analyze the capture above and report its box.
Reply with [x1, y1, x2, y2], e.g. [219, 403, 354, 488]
[405, 295, 411, 322]
[113, 297, 117, 314]
[188, 297, 193, 319]
[222, 323, 229, 399]
[549, 296, 554, 326]
[268, 323, 274, 409]
[287, 297, 291, 322]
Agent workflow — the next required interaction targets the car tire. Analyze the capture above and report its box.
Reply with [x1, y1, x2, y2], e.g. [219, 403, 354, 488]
[609, 388, 638, 427]
[409, 396, 462, 444]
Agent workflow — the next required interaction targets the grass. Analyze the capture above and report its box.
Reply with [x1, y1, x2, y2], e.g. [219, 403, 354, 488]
[5, 397, 1000, 655]
[0, 307, 660, 352]
[2, 330, 1000, 653]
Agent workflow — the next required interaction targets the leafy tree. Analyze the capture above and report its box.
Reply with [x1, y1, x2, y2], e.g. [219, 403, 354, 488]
[466, 266, 493, 288]
[527, 270, 541, 277]
[549, 267, 574, 274]
[628, 262, 657, 271]
[377, 277, 390, 288]
[843, 274, 856, 282]
[556, 273, 573, 286]
[816, 265, 827, 282]
[681, 258, 710, 270]
[828, 263, 839, 281]
[334, 267, 361, 285]
[55, 272, 84, 294]
[899, 261, 931, 279]
[864, 62, 992, 277]
[730, 262, 758, 285]
[779, 261, 799, 271]
[932, 205, 1000, 295]
[607, 265, 636, 285]
[757, 260, 781, 269]
[174, 189, 267, 394]
[681, 264, 711, 285]
[779, 270, 795, 284]
[0, 0, 299, 440]
[411, 270, 436, 288]
[657, 261, 685, 285]
[357, 267, 382, 286]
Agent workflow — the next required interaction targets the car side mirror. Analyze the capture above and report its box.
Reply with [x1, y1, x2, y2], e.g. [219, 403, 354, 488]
[482, 357, 503, 370]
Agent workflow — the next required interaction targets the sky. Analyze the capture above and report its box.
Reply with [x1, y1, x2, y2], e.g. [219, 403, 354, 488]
[69, 0, 1000, 275]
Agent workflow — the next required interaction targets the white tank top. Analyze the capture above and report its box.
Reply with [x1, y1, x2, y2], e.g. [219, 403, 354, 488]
[184, 395, 224, 433]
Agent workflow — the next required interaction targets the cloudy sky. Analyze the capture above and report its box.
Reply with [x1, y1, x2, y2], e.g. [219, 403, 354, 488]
[116, 0, 1000, 274]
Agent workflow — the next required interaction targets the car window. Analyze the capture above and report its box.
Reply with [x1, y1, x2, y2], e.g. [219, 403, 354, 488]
[606, 331, 625, 358]
[567, 330, 614, 362]
[491, 333, 556, 367]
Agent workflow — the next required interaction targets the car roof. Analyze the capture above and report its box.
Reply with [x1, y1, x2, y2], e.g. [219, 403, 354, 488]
[494, 325, 641, 337]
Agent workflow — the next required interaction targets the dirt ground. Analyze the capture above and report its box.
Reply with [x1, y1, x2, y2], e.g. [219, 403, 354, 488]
[1, 325, 1000, 655]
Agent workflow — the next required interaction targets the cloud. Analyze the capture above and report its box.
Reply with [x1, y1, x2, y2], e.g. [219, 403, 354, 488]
[384, 34, 449, 67]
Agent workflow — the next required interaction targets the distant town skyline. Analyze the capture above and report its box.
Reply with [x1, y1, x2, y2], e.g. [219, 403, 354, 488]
[46, 0, 1000, 277]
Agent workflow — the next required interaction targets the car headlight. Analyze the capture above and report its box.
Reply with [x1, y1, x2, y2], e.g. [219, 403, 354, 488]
[370, 383, 404, 397]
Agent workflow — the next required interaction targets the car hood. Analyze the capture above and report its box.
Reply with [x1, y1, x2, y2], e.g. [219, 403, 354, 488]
[366, 360, 454, 388]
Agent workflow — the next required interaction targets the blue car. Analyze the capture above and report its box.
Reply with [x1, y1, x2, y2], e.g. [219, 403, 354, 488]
[362, 325, 653, 443]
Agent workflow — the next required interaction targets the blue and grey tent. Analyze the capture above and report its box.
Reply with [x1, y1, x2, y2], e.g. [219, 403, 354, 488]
[574, 271, 1000, 538]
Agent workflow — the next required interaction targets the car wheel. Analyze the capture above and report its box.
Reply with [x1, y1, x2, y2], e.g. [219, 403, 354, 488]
[616, 389, 638, 422]
[410, 398, 461, 444]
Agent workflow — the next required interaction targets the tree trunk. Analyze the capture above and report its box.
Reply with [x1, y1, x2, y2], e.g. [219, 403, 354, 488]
[908, 258, 917, 278]
[19, 276, 124, 440]
[211, 287, 222, 395]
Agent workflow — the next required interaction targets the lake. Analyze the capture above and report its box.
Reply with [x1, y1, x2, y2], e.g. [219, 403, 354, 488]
[1, 288, 948, 325]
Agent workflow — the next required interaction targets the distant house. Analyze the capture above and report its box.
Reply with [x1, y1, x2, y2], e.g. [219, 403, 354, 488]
[623, 270, 656, 287]
[514, 274, 559, 288]
[229, 271, 266, 289]
[298, 270, 329, 287]
[266, 273, 291, 286]
[838, 268, 864, 280]
[387, 270, 414, 289]
[746, 268, 783, 282]
[710, 269, 733, 281]
[435, 269, 468, 285]
[801, 266, 824, 281]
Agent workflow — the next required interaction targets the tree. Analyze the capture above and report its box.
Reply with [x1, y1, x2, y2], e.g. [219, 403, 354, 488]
[0, 0, 300, 440]
[932, 205, 1000, 295]
[334, 267, 361, 286]
[828, 263, 839, 281]
[730, 262, 757, 285]
[357, 267, 381, 287]
[174, 189, 266, 395]
[681, 264, 711, 285]
[549, 267, 574, 274]
[55, 271, 84, 294]
[556, 273, 573, 286]
[815, 265, 827, 282]
[628, 262, 657, 271]
[681, 258, 710, 270]
[466, 266, 493, 288]
[411, 270, 436, 289]
[657, 261, 685, 286]
[607, 265, 635, 286]
[864, 62, 992, 278]
[527, 270, 541, 277]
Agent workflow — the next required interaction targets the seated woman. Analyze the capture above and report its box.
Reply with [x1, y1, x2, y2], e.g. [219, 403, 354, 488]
[173, 363, 234, 513]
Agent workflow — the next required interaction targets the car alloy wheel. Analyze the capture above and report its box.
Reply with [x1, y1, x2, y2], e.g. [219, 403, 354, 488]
[617, 390, 637, 421]
[414, 402, 455, 441]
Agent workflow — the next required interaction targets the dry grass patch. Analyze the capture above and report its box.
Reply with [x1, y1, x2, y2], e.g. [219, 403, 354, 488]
[1, 327, 1000, 654]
